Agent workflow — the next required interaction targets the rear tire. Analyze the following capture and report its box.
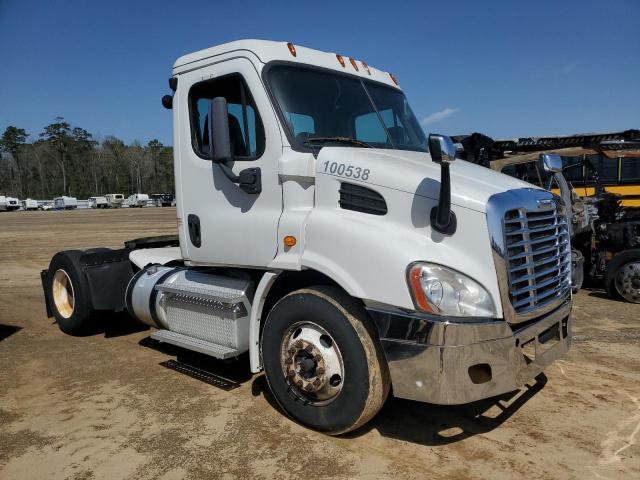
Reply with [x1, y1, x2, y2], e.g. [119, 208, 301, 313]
[605, 249, 640, 303]
[47, 250, 95, 335]
[261, 286, 390, 435]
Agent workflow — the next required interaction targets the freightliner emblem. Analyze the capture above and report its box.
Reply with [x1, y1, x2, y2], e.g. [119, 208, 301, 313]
[537, 199, 556, 210]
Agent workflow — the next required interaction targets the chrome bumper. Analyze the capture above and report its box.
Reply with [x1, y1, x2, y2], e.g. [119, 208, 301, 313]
[370, 301, 571, 405]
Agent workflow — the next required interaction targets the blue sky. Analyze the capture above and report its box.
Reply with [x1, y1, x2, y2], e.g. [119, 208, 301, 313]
[0, 0, 638, 146]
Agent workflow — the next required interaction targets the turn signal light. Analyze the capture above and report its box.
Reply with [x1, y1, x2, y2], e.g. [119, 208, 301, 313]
[389, 72, 399, 85]
[408, 265, 435, 313]
[284, 236, 297, 247]
[336, 54, 345, 67]
[361, 61, 371, 75]
[349, 57, 359, 71]
[287, 42, 297, 57]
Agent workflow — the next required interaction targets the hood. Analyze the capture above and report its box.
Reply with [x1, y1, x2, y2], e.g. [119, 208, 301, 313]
[316, 147, 536, 213]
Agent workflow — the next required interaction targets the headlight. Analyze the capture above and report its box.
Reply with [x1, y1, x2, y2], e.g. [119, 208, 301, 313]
[407, 263, 496, 318]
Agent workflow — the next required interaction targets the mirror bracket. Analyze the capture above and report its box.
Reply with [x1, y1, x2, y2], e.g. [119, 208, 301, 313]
[430, 206, 457, 235]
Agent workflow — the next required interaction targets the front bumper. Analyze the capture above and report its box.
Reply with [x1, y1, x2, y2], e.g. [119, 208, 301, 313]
[369, 301, 571, 405]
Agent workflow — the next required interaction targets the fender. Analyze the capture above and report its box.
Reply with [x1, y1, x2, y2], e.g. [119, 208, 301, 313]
[249, 271, 279, 372]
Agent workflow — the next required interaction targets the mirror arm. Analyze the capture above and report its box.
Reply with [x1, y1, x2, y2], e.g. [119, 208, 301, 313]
[218, 162, 240, 183]
[430, 163, 457, 235]
[217, 162, 262, 194]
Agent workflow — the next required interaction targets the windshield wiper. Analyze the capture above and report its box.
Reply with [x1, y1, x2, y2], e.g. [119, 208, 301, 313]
[303, 136, 372, 148]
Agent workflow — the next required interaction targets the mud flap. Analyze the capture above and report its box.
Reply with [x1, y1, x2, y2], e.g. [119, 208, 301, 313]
[41, 269, 53, 318]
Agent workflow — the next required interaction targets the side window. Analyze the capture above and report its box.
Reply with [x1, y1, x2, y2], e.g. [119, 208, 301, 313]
[621, 157, 640, 182]
[587, 154, 618, 184]
[190, 74, 265, 159]
[285, 112, 315, 137]
[562, 156, 584, 183]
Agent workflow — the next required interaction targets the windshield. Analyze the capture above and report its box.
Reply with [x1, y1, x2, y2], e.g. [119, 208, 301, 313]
[266, 65, 428, 153]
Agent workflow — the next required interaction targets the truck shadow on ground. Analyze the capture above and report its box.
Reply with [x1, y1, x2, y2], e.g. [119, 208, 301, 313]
[251, 373, 547, 446]
[348, 374, 547, 445]
[0, 324, 22, 342]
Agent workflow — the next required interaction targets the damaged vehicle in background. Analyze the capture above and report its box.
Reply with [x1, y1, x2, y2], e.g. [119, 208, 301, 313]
[455, 130, 640, 303]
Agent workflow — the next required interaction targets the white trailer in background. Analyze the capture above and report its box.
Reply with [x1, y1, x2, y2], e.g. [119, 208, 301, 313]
[0, 195, 20, 211]
[126, 193, 149, 208]
[88, 196, 108, 209]
[21, 198, 39, 210]
[105, 194, 125, 208]
[53, 196, 78, 210]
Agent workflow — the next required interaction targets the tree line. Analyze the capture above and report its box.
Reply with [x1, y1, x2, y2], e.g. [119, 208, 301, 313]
[0, 117, 174, 199]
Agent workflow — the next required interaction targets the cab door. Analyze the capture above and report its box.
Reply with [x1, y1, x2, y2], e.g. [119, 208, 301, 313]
[176, 57, 283, 267]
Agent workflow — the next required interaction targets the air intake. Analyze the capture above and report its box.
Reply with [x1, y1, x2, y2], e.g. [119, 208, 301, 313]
[339, 183, 387, 215]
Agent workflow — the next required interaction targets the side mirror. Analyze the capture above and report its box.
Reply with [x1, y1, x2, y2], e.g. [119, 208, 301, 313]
[538, 153, 563, 173]
[428, 134, 456, 164]
[208, 97, 231, 162]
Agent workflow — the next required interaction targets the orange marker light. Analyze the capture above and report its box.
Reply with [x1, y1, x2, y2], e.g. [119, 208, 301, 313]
[361, 61, 371, 75]
[336, 54, 346, 67]
[349, 57, 359, 71]
[389, 72, 399, 85]
[284, 236, 297, 247]
[408, 265, 435, 313]
[287, 42, 297, 57]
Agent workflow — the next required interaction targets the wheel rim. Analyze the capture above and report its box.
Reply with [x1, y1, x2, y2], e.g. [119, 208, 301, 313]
[280, 322, 345, 405]
[52, 269, 75, 318]
[614, 261, 640, 303]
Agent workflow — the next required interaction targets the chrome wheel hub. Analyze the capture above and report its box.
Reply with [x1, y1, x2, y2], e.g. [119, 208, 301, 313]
[281, 322, 344, 405]
[615, 261, 640, 303]
[52, 269, 75, 318]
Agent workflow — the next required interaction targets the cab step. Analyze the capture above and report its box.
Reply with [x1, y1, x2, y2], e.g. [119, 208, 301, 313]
[159, 359, 240, 391]
[151, 329, 241, 360]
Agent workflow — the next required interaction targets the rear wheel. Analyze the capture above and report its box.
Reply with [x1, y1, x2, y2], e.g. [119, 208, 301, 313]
[47, 251, 95, 334]
[261, 286, 390, 435]
[605, 249, 640, 303]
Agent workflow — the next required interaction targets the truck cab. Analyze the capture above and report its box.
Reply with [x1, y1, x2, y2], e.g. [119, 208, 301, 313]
[41, 40, 573, 434]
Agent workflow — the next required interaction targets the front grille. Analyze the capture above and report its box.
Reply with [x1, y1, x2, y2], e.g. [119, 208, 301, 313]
[503, 205, 571, 315]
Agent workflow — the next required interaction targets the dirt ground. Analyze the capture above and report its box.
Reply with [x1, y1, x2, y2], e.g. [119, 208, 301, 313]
[1, 208, 639, 480]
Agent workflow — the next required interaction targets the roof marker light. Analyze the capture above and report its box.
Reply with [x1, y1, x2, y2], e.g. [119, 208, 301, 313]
[336, 54, 346, 67]
[389, 72, 399, 85]
[287, 42, 297, 57]
[349, 57, 359, 71]
[361, 61, 371, 75]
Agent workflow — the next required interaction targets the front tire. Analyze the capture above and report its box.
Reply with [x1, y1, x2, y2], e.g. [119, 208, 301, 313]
[261, 286, 390, 435]
[47, 250, 95, 335]
[605, 249, 640, 303]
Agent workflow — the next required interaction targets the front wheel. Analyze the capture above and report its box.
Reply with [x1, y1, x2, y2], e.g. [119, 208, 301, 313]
[261, 286, 390, 435]
[605, 250, 640, 303]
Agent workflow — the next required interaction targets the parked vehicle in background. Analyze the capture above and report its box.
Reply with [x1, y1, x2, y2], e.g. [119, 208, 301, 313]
[105, 193, 125, 208]
[53, 196, 78, 210]
[126, 193, 149, 208]
[41, 40, 574, 435]
[21, 198, 39, 211]
[0, 195, 20, 211]
[456, 130, 640, 303]
[88, 196, 108, 209]
[150, 193, 174, 207]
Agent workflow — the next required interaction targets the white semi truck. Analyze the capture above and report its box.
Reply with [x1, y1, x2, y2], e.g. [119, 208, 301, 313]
[41, 40, 573, 434]
[0, 195, 20, 211]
